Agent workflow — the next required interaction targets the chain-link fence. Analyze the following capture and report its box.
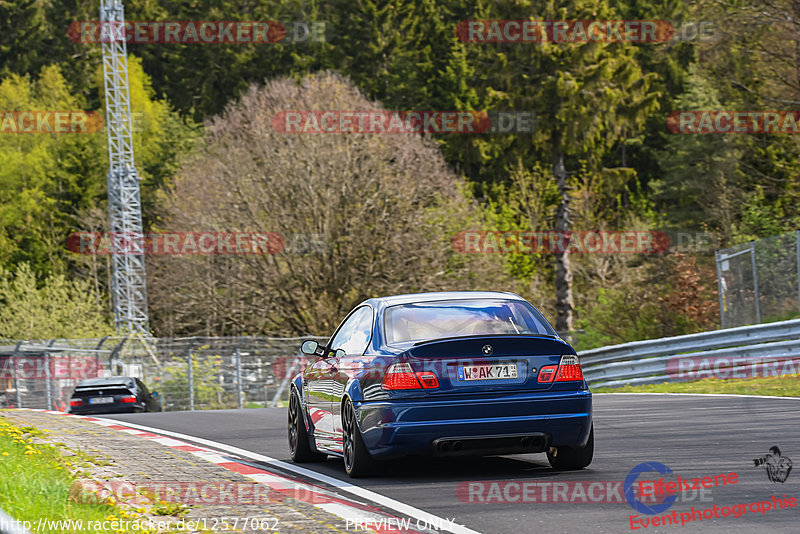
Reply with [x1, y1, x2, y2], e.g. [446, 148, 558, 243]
[0, 336, 325, 412]
[716, 230, 800, 328]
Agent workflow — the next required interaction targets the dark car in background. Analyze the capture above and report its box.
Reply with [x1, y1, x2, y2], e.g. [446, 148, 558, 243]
[69, 376, 160, 415]
[289, 291, 593, 477]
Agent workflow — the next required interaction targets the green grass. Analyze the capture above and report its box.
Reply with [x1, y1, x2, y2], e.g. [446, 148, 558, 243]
[0, 416, 147, 533]
[593, 373, 800, 397]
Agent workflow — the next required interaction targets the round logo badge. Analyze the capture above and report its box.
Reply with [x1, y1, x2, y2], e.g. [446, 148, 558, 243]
[482, 344, 493, 355]
[624, 461, 677, 515]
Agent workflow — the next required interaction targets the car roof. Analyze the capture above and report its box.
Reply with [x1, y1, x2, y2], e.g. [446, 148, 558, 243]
[76, 377, 136, 387]
[364, 291, 525, 307]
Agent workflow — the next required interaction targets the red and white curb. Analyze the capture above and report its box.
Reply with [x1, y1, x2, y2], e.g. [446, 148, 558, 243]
[19, 410, 475, 534]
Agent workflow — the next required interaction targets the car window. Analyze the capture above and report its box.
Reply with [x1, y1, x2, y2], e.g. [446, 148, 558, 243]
[384, 299, 557, 344]
[136, 379, 149, 395]
[328, 306, 373, 356]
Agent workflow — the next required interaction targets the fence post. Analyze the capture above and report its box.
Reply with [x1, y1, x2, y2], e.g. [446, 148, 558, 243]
[44, 352, 52, 411]
[11, 342, 22, 409]
[751, 241, 761, 324]
[94, 336, 109, 378]
[187, 350, 194, 411]
[235, 347, 243, 410]
[715, 250, 725, 328]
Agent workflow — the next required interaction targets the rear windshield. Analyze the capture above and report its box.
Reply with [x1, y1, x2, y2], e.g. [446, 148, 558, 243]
[384, 299, 557, 344]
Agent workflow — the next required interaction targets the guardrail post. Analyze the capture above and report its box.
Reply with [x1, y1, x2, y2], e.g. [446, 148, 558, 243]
[751, 241, 761, 324]
[235, 347, 243, 410]
[715, 250, 725, 329]
[187, 350, 194, 411]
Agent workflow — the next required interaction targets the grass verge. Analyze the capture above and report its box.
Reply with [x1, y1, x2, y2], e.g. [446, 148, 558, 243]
[592, 373, 800, 397]
[0, 415, 145, 533]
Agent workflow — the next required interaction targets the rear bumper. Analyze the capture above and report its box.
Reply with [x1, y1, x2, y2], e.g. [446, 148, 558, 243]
[356, 390, 591, 460]
[69, 404, 144, 415]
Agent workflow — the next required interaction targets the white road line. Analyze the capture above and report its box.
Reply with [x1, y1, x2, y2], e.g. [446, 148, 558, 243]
[90, 417, 480, 534]
[594, 392, 800, 400]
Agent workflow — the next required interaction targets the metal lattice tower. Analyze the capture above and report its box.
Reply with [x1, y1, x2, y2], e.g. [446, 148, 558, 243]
[101, 0, 149, 334]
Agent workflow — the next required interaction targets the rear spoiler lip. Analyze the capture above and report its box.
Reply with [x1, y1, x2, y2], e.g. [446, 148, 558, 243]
[73, 385, 133, 391]
[411, 333, 563, 347]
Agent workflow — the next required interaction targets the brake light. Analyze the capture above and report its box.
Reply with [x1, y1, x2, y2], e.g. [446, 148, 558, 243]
[382, 363, 422, 390]
[537, 365, 557, 383]
[415, 372, 439, 389]
[555, 355, 584, 382]
[69, 399, 83, 407]
[120, 396, 137, 403]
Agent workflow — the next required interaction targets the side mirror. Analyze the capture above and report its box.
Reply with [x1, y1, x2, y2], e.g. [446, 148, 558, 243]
[301, 339, 320, 356]
[334, 348, 346, 358]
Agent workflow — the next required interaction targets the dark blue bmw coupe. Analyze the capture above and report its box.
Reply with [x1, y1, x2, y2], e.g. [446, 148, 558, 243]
[288, 291, 593, 477]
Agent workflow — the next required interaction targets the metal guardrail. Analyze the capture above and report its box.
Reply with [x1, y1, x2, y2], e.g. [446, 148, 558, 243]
[0, 336, 327, 411]
[580, 318, 800, 388]
[4, 321, 800, 399]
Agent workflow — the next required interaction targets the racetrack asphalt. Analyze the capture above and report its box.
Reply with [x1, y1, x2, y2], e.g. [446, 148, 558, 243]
[105, 394, 800, 533]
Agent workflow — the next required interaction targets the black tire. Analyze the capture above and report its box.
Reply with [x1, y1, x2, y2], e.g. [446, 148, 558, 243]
[547, 425, 594, 470]
[288, 389, 326, 462]
[342, 398, 378, 478]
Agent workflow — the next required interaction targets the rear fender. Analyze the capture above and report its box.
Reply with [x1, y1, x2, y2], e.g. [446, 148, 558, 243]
[345, 379, 364, 404]
[341, 380, 366, 430]
[291, 375, 312, 433]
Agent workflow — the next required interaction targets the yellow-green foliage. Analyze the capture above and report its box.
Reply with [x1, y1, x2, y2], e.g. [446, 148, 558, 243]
[0, 263, 113, 339]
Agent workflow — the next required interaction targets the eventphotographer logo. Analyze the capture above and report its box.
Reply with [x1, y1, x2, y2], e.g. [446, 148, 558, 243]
[753, 446, 793, 483]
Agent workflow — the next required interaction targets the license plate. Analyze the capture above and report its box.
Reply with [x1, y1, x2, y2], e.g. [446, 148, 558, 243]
[457, 363, 518, 381]
[89, 397, 114, 405]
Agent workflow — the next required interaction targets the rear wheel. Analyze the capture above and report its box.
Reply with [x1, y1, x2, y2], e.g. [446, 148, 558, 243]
[288, 389, 326, 462]
[342, 398, 377, 478]
[547, 425, 594, 470]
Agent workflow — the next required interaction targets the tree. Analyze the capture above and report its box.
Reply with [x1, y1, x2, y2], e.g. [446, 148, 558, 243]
[149, 72, 506, 336]
[0, 60, 198, 295]
[654, 66, 741, 243]
[0, 263, 112, 340]
[691, 0, 800, 239]
[0, 65, 105, 274]
[471, 1, 659, 332]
